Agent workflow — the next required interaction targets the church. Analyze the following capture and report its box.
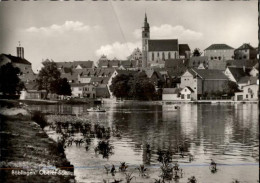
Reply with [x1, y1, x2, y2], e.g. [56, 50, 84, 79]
[141, 14, 191, 68]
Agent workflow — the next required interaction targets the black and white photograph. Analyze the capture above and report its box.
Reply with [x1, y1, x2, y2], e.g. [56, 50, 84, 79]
[0, 0, 259, 183]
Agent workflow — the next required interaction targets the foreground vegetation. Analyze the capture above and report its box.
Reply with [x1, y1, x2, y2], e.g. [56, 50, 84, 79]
[0, 103, 75, 183]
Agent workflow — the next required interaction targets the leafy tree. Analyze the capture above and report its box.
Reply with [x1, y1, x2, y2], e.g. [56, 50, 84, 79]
[110, 72, 156, 100]
[110, 74, 132, 99]
[192, 48, 202, 57]
[36, 60, 61, 99]
[222, 80, 240, 97]
[0, 63, 24, 96]
[128, 72, 156, 100]
[56, 78, 71, 96]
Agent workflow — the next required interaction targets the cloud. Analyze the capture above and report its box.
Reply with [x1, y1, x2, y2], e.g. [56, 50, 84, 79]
[95, 41, 141, 60]
[25, 21, 100, 35]
[133, 24, 203, 41]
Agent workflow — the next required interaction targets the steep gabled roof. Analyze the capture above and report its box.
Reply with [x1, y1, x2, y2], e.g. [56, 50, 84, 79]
[1, 54, 31, 65]
[205, 44, 234, 51]
[148, 39, 178, 51]
[192, 68, 228, 80]
[227, 67, 251, 81]
[236, 43, 255, 50]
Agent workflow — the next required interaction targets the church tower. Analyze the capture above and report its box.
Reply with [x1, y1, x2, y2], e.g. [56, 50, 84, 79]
[17, 41, 24, 59]
[142, 13, 150, 68]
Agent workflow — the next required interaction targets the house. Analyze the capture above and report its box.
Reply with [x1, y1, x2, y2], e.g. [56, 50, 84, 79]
[180, 69, 229, 100]
[234, 43, 257, 60]
[83, 83, 96, 98]
[204, 44, 234, 60]
[249, 63, 259, 77]
[162, 88, 181, 101]
[143, 69, 165, 88]
[162, 87, 194, 101]
[224, 67, 251, 89]
[128, 48, 142, 66]
[70, 83, 86, 98]
[234, 78, 259, 101]
[20, 82, 44, 100]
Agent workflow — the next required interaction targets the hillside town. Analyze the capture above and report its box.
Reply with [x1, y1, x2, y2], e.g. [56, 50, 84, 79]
[0, 14, 258, 102]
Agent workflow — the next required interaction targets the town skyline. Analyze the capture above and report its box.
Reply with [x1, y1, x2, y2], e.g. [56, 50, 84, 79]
[0, 1, 258, 71]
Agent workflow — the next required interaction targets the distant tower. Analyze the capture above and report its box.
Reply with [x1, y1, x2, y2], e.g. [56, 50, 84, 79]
[142, 13, 150, 68]
[17, 41, 24, 59]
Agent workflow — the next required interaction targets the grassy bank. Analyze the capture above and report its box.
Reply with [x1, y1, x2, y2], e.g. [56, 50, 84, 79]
[0, 110, 75, 183]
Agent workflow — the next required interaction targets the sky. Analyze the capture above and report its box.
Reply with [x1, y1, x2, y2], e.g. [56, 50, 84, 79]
[0, 1, 258, 71]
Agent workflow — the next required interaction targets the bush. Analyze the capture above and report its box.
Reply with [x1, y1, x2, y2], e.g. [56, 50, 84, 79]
[31, 111, 47, 129]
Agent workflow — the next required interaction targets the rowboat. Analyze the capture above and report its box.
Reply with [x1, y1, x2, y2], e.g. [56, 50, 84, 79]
[86, 107, 106, 112]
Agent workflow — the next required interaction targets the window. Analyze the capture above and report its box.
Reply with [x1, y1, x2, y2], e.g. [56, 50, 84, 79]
[211, 57, 213, 60]
[194, 87, 196, 89]
[251, 95, 253, 98]
[246, 94, 248, 98]
[157, 52, 159, 57]
[187, 94, 190, 99]
[168, 52, 171, 59]
[181, 94, 185, 99]
[218, 56, 221, 60]
[152, 53, 154, 61]
[185, 89, 187, 92]
[162, 52, 165, 60]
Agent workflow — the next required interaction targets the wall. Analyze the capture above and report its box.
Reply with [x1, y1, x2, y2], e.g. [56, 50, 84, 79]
[205, 49, 234, 60]
[71, 87, 83, 97]
[162, 94, 179, 101]
[202, 80, 227, 93]
[242, 84, 258, 101]
[148, 51, 178, 64]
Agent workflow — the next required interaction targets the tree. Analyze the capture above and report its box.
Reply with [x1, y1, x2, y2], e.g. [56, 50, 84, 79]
[192, 48, 202, 57]
[222, 80, 240, 97]
[0, 63, 24, 96]
[36, 60, 61, 99]
[110, 74, 132, 99]
[56, 78, 71, 96]
[128, 72, 156, 100]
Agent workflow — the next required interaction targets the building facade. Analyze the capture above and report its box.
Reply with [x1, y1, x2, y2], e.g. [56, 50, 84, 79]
[204, 44, 234, 60]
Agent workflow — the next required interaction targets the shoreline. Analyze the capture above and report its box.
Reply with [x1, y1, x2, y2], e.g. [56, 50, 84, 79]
[0, 106, 76, 183]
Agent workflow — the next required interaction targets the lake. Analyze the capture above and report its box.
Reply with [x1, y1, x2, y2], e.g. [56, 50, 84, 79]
[29, 102, 259, 183]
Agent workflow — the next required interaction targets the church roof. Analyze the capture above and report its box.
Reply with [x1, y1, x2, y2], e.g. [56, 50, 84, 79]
[204, 44, 234, 51]
[1, 54, 31, 65]
[148, 39, 178, 51]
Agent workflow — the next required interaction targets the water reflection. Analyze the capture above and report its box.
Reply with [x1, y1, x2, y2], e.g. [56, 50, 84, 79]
[30, 103, 259, 182]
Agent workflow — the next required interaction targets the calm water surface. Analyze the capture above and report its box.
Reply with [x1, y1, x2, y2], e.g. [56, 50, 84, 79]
[30, 103, 259, 183]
